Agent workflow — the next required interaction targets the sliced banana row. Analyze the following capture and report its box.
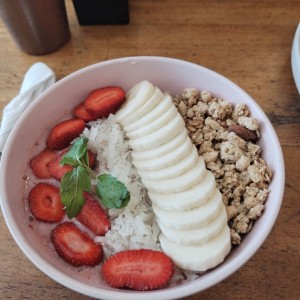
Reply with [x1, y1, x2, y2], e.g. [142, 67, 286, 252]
[115, 80, 231, 272]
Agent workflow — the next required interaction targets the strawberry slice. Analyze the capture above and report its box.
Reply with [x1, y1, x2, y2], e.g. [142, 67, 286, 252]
[101, 249, 175, 291]
[87, 150, 96, 169]
[84, 86, 125, 118]
[73, 103, 99, 122]
[76, 192, 110, 236]
[48, 149, 96, 181]
[51, 222, 103, 266]
[46, 118, 86, 150]
[28, 183, 65, 223]
[30, 148, 57, 179]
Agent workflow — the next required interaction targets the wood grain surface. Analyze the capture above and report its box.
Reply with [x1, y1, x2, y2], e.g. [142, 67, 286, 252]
[0, 0, 299, 299]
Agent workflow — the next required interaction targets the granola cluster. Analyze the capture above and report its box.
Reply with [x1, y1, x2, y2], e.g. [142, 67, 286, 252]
[173, 88, 272, 245]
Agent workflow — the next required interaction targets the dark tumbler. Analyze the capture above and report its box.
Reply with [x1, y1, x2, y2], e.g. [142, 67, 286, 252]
[0, 0, 71, 55]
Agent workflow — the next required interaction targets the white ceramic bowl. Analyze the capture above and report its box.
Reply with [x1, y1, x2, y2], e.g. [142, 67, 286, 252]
[0, 56, 285, 300]
[291, 23, 300, 94]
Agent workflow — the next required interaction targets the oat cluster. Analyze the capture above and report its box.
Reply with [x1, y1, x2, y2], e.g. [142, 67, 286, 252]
[173, 88, 272, 245]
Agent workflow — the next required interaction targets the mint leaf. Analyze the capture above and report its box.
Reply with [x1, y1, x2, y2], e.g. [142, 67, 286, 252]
[61, 137, 89, 167]
[60, 166, 91, 218]
[96, 174, 130, 209]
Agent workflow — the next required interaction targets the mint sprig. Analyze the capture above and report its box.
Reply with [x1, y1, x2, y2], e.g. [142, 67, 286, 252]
[60, 137, 130, 219]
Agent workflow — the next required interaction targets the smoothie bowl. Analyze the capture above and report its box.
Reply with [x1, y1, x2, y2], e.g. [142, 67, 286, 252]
[0, 56, 285, 299]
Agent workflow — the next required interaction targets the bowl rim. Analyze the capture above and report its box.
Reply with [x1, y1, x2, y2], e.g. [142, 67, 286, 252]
[291, 22, 300, 94]
[0, 56, 285, 300]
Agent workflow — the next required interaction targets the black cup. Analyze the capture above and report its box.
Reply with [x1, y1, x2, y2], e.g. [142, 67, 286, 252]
[72, 0, 129, 25]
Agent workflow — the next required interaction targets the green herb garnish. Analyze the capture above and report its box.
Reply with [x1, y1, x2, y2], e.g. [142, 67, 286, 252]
[96, 174, 130, 209]
[60, 165, 91, 218]
[60, 137, 130, 218]
[61, 136, 90, 167]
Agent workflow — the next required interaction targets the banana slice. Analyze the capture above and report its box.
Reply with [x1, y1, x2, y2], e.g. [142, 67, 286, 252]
[133, 137, 193, 171]
[159, 225, 231, 272]
[157, 206, 228, 245]
[152, 189, 224, 230]
[124, 94, 173, 133]
[137, 146, 198, 180]
[131, 128, 187, 161]
[126, 105, 178, 139]
[121, 87, 164, 127]
[115, 81, 155, 123]
[141, 156, 206, 194]
[149, 171, 216, 211]
[129, 113, 185, 151]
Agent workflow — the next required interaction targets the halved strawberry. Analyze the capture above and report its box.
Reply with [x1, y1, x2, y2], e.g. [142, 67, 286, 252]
[46, 118, 86, 150]
[76, 192, 110, 236]
[29, 148, 57, 179]
[73, 103, 99, 122]
[101, 249, 175, 291]
[28, 183, 65, 223]
[48, 149, 96, 181]
[84, 86, 125, 118]
[51, 222, 103, 266]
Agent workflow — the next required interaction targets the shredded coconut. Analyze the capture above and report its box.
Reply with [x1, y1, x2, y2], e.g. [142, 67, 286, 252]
[82, 115, 161, 257]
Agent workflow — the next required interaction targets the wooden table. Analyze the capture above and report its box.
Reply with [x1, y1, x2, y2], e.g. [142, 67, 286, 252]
[0, 1, 299, 299]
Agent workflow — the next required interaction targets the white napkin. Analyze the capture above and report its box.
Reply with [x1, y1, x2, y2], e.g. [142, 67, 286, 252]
[0, 62, 55, 152]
